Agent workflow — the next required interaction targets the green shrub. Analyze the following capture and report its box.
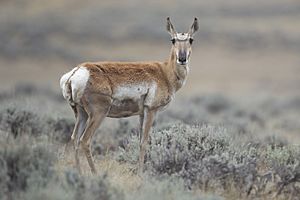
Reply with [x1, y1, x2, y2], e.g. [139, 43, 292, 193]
[1, 89, 300, 199]
[118, 123, 300, 198]
[125, 176, 223, 200]
[0, 108, 44, 138]
[0, 107, 73, 143]
[0, 140, 55, 199]
[62, 171, 123, 200]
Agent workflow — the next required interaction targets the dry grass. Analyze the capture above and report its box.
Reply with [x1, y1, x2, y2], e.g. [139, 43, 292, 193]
[55, 148, 142, 193]
[97, 158, 142, 192]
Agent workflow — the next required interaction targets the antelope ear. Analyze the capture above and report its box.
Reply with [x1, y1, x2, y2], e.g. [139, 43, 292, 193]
[166, 17, 176, 37]
[189, 17, 199, 36]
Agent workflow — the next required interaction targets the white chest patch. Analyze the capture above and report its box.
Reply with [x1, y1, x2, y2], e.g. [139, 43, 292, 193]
[182, 64, 189, 86]
[175, 64, 189, 87]
[113, 82, 157, 106]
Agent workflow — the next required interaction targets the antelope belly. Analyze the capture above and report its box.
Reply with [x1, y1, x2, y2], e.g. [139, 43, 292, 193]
[108, 99, 142, 118]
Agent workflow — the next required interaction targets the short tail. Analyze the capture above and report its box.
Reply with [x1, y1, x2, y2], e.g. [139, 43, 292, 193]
[60, 66, 90, 106]
[62, 80, 75, 106]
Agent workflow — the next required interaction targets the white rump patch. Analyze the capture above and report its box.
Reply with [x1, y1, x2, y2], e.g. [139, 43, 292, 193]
[60, 67, 77, 102]
[60, 66, 90, 104]
[113, 82, 157, 106]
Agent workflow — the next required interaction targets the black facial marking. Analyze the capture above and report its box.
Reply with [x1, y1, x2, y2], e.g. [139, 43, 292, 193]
[189, 38, 194, 44]
[171, 38, 176, 45]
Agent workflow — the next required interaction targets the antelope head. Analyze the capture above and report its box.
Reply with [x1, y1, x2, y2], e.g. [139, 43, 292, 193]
[167, 17, 199, 66]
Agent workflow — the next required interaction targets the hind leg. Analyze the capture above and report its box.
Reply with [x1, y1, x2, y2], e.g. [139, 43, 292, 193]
[78, 94, 111, 174]
[80, 111, 107, 174]
[63, 104, 80, 156]
[72, 105, 88, 174]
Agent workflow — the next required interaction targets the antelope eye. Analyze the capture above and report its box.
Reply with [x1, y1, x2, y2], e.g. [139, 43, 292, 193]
[171, 38, 176, 45]
[189, 38, 194, 44]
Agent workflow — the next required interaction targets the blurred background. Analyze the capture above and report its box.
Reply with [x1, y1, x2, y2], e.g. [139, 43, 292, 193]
[1, 0, 300, 96]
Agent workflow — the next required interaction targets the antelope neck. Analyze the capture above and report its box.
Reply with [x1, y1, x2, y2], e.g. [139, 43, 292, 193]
[165, 47, 189, 92]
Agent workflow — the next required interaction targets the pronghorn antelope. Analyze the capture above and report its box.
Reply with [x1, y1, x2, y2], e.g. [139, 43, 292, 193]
[60, 17, 199, 174]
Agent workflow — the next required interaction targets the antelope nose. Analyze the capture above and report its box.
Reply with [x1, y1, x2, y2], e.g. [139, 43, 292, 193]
[178, 51, 186, 63]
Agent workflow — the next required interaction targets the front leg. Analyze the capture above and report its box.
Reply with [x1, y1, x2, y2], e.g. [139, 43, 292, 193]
[139, 113, 144, 143]
[138, 106, 156, 174]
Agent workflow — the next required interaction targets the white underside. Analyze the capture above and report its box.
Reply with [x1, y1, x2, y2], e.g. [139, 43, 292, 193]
[113, 82, 157, 106]
[60, 66, 90, 104]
